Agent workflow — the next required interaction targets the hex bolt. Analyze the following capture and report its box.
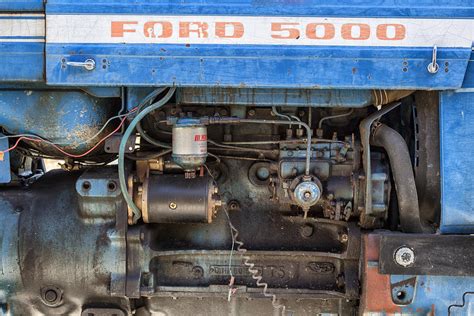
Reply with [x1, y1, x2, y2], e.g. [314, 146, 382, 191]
[169, 202, 177, 210]
[394, 246, 415, 267]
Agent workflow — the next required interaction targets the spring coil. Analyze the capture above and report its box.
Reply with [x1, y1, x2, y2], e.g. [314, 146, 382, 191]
[224, 209, 287, 315]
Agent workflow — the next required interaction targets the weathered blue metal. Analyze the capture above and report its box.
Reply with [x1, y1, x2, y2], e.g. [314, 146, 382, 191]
[0, 134, 11, 184]
[462, 51, 474, 88]
[440, 91, 474, 234]
[0, 0, 43, 11]
[42, 0, 473, 88]
[0, 90, 119, 154]
[44, 0, 474, 17]
[46, 46, 472, 89]
[0, 11, 45, 82]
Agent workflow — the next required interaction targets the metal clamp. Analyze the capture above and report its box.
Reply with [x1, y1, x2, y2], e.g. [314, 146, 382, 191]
[427, 45, 439, 74]
[65, 59, 96, 71]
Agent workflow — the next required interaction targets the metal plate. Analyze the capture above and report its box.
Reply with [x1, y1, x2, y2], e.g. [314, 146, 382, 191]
[0, 13, 45, 82]
[44, 0, 472, 88]
[0, 134, 11, 183]
[440, 91, 474, 233]
[379, 234, 474, 276]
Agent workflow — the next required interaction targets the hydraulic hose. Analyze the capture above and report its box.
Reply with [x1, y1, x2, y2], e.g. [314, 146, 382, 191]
[118, 87, 176, 224]
[372, 123, 430, 233]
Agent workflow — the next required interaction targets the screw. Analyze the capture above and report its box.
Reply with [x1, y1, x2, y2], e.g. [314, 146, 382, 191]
[248, 109, 256, 117]
[394, 246, 415, 267]
[169, 202, 177, 210]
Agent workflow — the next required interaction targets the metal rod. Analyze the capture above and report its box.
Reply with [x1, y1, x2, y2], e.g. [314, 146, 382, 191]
[318, 108, 354, 129]
[238, 119, 312, 176]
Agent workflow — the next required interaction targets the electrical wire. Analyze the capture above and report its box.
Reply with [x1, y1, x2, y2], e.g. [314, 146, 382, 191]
[118, 87, 177, 224]
[53, 111, 132, 146]
[137, 123, 171, 148]
[136, 87, 171, 148]
[0, 116, 129, 159]
[224, 208, 287, 315]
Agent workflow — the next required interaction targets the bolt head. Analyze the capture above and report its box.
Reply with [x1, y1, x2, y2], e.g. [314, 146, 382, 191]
[300, 224, 314, 238]
[394, 246, 415, 267]
[169, 202, 177, 210]
[339, 233, 349, 243]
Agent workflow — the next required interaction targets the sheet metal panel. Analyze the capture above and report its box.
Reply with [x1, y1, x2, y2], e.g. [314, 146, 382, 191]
[0, 0, 43, 11]
[0, 134, 11, 184]
[44, 0, 473, 88]
[45, 0, 474, 17]
[440, 91, 474, 234]
[46, 45, 471, 88]
[461, 51, 474, 88]
[0, 14, 45, 82]
[362, 234, 474, 315]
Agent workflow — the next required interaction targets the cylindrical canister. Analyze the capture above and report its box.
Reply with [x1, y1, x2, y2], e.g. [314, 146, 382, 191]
[172, 118, 208, 170]
[141, 174, 219, 223]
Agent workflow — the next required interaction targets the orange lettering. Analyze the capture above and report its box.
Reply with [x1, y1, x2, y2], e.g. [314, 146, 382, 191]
[341, 23, 370, 40]
[271, 22, 300, 39]
[111, 21, 138, 38]
[306, 23, 335, 40]
[144, 21, 173, 38]
[376, 24, 406, 40]
[179, 22, 209, 38]
[215, 22, 244, 38]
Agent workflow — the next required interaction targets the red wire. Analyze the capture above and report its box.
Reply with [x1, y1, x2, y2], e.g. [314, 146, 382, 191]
[2, 116, 129, 158]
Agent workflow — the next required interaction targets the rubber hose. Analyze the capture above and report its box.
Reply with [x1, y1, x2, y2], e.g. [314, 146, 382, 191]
[118, 87, 176, 224]
[372, 123, 431, 233]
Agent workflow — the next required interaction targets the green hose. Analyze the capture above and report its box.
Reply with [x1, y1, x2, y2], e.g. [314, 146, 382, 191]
[118, 87, 176, 224]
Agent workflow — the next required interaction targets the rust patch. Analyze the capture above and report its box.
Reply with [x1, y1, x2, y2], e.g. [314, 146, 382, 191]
[360, 234, 402, 315]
